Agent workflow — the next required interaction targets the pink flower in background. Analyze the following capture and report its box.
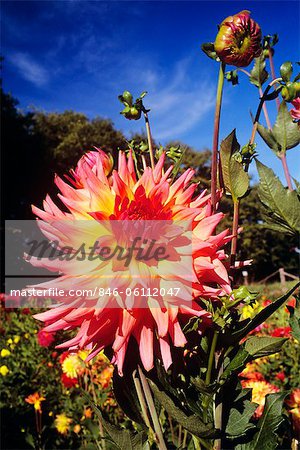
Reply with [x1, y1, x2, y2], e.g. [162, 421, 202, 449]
[290, 98, 300, 121]
[29, 148, 234, 374]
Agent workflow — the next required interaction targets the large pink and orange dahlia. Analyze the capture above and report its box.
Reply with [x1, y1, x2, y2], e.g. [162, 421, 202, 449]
[30, 148, 233, 374]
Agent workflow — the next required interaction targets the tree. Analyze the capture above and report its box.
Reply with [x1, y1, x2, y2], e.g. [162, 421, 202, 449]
[33, 111, 126, 173]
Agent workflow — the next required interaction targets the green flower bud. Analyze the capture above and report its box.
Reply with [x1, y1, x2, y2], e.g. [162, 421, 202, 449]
[122, 91, 133, 107]
[282, 82, 297, 102]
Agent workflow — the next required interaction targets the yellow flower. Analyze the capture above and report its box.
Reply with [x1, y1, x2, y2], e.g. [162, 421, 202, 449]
[0, 365, 9, 376]
[25, 392, 45, 412]
[24, 333, 30, 339]
[1, 349, 11, 358]
[241, 301, 262, 319]
[62, 354, 81, 379]
[55, 413, 72, 434]
[6, 339, 13, 345]
[14, 336, 21, 344]
[78, 350, 89, 361]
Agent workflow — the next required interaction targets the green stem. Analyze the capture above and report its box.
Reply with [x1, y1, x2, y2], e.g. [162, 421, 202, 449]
[205, 331, 219, 386]
[137, 366, 167, 450]
[230, 200, 240, 273]
[133, 369, 152, 430]
[203, 331, 219, 427]
[143, 111, 155, 170]
[211, 62, 225, 213]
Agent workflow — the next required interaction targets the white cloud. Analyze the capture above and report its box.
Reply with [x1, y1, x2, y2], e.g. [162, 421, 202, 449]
[128, 57, 215, 141]
[9, 53, 49, 87]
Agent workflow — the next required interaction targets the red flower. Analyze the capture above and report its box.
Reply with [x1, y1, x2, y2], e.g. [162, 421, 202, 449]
[262, 299, 272, 307]
[275, 371, 286, 382]
[271, 327, 291, 338]
[61, 373, 77, 388]
[37, 330, 55, 347]
[59, 351, 70, 364]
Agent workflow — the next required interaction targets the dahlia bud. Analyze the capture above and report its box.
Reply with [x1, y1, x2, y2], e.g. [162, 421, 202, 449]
[214, 10, 262, 67]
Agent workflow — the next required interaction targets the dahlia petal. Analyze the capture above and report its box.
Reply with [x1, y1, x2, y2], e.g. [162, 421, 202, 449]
[159, 336, 172, 370]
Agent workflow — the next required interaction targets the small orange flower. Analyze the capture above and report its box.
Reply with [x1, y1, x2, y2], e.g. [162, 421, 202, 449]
[99, 366, 114, 389]
[25, 392, 45, 412]
[84, 407, 93, 419]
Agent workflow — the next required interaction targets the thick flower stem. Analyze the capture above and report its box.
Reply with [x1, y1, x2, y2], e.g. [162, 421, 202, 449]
[211, 62, 226, 213]
[133, 369, 152, 430]
[230, 200, 240, 271]
[205, 331, 219, 386]
[280, 152, 293, 191]
[143, 112, 155, 170]
[137, 366, 167, 450]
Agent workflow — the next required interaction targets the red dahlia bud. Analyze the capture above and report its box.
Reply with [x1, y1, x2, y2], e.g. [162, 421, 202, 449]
[214, 10, 262, 67]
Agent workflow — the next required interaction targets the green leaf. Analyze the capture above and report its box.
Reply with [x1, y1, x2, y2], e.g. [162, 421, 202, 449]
[201, 42, 220, 61]
[221, 347, 250, 381]
[280, 61, 293, 83]
[244, 336, 287, 358]
[113, 371, 144, 424]
[220, 130, 249, 201]
[81, 390, 147, 450]
[250, 55, 269, 88]
[272, 101, 300, 152]
[225, 399, 257, 437]
[292, 177, 300, 195]
[148, 380, 216, 438]
[236, 392, 288, 450]
[257, 102, 300, 154]
[256, 159, 300, 235]
[221, 337, 286, 383]
[228, 282, 300, 343]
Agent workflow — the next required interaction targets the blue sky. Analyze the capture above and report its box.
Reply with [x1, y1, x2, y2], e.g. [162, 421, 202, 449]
[1, 0, 300, 182]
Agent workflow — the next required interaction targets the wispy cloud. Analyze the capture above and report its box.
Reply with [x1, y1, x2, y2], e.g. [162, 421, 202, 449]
[9, 53, 49, 87]
[114, 56, 215, 141]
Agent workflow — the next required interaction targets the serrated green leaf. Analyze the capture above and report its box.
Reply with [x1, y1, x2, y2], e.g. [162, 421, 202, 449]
[81, 390, 147, 450]
[220, 130, 249, 201]
[244, 336, 287, 358]
[257, 102, 300, 154]
[225, 399, 257, 437]
[236, 392, 288, 450]
[272, 101, 300, 152]
[250, 55, 269, 88]
[256, 159, 300, 235]
[149, 380, 216, 438]
[221, 348, 249, 381]
[256, 123, 278, 154]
